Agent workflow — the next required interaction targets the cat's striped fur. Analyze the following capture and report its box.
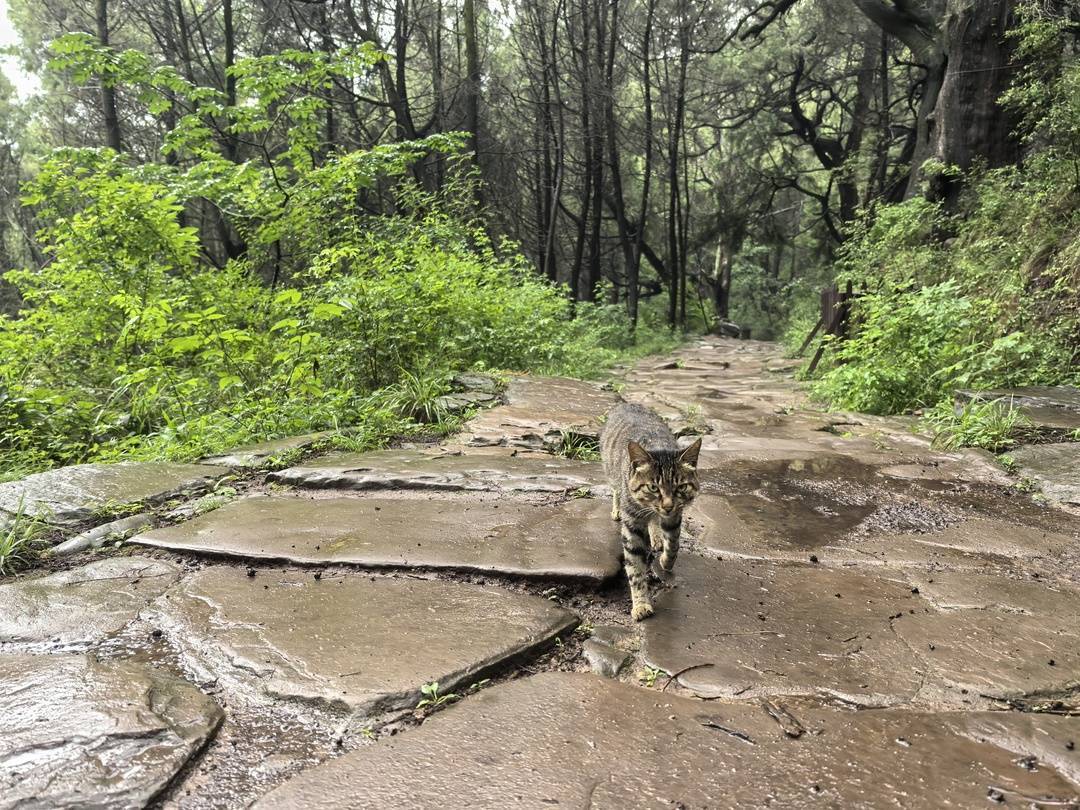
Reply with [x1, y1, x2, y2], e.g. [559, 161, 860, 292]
[600, 403, 701, 621]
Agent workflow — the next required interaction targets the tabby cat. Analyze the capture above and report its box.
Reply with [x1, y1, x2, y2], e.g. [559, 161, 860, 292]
[600, 403, 701, 621]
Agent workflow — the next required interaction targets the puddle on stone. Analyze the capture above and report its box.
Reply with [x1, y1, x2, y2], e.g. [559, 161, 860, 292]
[95, 618, 353, 810]
[700, 456, 959, 548]
[153, 704, 347, 810]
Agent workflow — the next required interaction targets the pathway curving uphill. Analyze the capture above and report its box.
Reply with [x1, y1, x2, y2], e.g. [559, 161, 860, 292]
[3, 337, 1080, 808]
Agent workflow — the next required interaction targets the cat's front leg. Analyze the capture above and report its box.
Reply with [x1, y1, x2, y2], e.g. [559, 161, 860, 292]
[610, 489, 620, 521]
[658, 513, 681, 572]
[620, 520, 653, 621]
[648, 518, 664, 552]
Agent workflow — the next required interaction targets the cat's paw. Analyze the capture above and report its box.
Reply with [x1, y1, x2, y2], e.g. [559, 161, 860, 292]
[631, 602, 654, 622]
[659, 554, 676, 572]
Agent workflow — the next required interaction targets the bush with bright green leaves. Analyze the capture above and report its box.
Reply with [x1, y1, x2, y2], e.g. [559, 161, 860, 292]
[807, 5, 1080, 420]
[0, 39, 678, 476]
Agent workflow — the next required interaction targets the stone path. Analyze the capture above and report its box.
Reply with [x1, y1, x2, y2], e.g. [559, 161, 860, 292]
[3, 337, 1080, 808]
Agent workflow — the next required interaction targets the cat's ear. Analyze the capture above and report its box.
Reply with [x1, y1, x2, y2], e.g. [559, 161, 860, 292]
[679, 437, 702, 468]
[627, 441, 653, 468]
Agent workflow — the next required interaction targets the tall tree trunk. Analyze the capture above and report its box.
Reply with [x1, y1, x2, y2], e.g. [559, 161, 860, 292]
[582, 0, 605, 303]
[666, 7, 689, 327]
[464, 0, 482, 173]
[629, 0, 656, 329]
[95, 0, 123, 152]
[223, 0, 237, 161]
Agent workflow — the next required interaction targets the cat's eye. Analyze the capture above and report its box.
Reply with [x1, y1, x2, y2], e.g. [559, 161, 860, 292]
[645, 484, 659, 494]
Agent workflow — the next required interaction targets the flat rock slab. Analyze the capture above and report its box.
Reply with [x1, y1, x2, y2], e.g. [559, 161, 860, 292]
[462, 375, 619, 449]
[200, 433, 330, 468]
[0, 653, 222, 810]
[133, 495, 621, 582]
[891, 572, 1080, 704]
[642, 555, 924, 706]
[254, 672, 1080, 809]
[645, 555, 1080, 709]
[0, 557, 179, 648]
[688, 494, 997, 570]
[149, 567, 576, 717]
[269, 448, 605, 494]
[1010, 442, 1080, 507]
[0, 462, 224, 527]
[957, 385, 1080, 431]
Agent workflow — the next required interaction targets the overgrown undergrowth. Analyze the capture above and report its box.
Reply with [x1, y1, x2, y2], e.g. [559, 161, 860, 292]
[0, 39, 682, 479]
[790, 8, 1080, 450]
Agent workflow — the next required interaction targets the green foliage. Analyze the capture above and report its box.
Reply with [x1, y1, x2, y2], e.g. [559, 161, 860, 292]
[553, 430, 600, 461]
[924, 398, 1034, 453]
[810, 168, 1079, 414]
[416, 681, 459, 710]
[0, 44, 681, 478]
[0, 499, 49, 576]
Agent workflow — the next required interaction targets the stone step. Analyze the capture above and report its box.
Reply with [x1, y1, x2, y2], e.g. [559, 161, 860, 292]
[145, 567, 577, 719]
[0, 461, 225, 528]
[132, 494, 622, 582]
[268, 447, 605, 495]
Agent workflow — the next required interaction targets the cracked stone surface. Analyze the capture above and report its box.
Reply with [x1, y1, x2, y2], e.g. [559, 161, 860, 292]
[644, 553, 1080, 710]
[133, 495, 621, 581]
[0, 653, 222, 810]
[461, 375, 619, 449]
[269, 447, 605, 494]
[200, 433, 330, 468]
[0, 557, 180, 648]
[642, 555, 925, 706]
[1010, 442, 1080, 507]
[147, 567, 576, 717]
[0, 461, 224, 527]
[254, 672, 1080, 809]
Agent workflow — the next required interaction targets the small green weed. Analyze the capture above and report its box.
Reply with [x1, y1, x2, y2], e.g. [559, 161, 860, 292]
[554, 430, 600, 461]
[91, 499, 146, 521]
[0, 500, 49, 576]
[924, 398, 1034, 454]
[376, 368, 452, 424]
[638, 666, 662, 688]
[416, 681, 460, 711]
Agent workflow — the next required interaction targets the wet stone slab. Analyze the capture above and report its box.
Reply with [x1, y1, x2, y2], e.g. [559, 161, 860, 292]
[642, 555, 925, 706]
[133, 495, 622, 582]
[892, 572, 1080, 705]
[0, 653, 222, 810]
[254, 672, 1080, 809]
[1010, 442, 1080, 507]
[645, 554, 1080, 710]
[462, 375, 619, 449]
[0, 462, 224, 527]
[269, 448, 605, 494]
[200, 432, 330, 468]
[0, 557, 180, 649]
[148, 567, 576, 718]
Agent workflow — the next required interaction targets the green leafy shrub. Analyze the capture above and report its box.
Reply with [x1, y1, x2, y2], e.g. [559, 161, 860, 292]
[924, 398, 1035, 453]
[0, 39, 689, 479]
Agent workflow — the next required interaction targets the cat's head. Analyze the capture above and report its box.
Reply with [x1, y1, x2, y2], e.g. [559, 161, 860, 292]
[626, 438, 702, 516]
